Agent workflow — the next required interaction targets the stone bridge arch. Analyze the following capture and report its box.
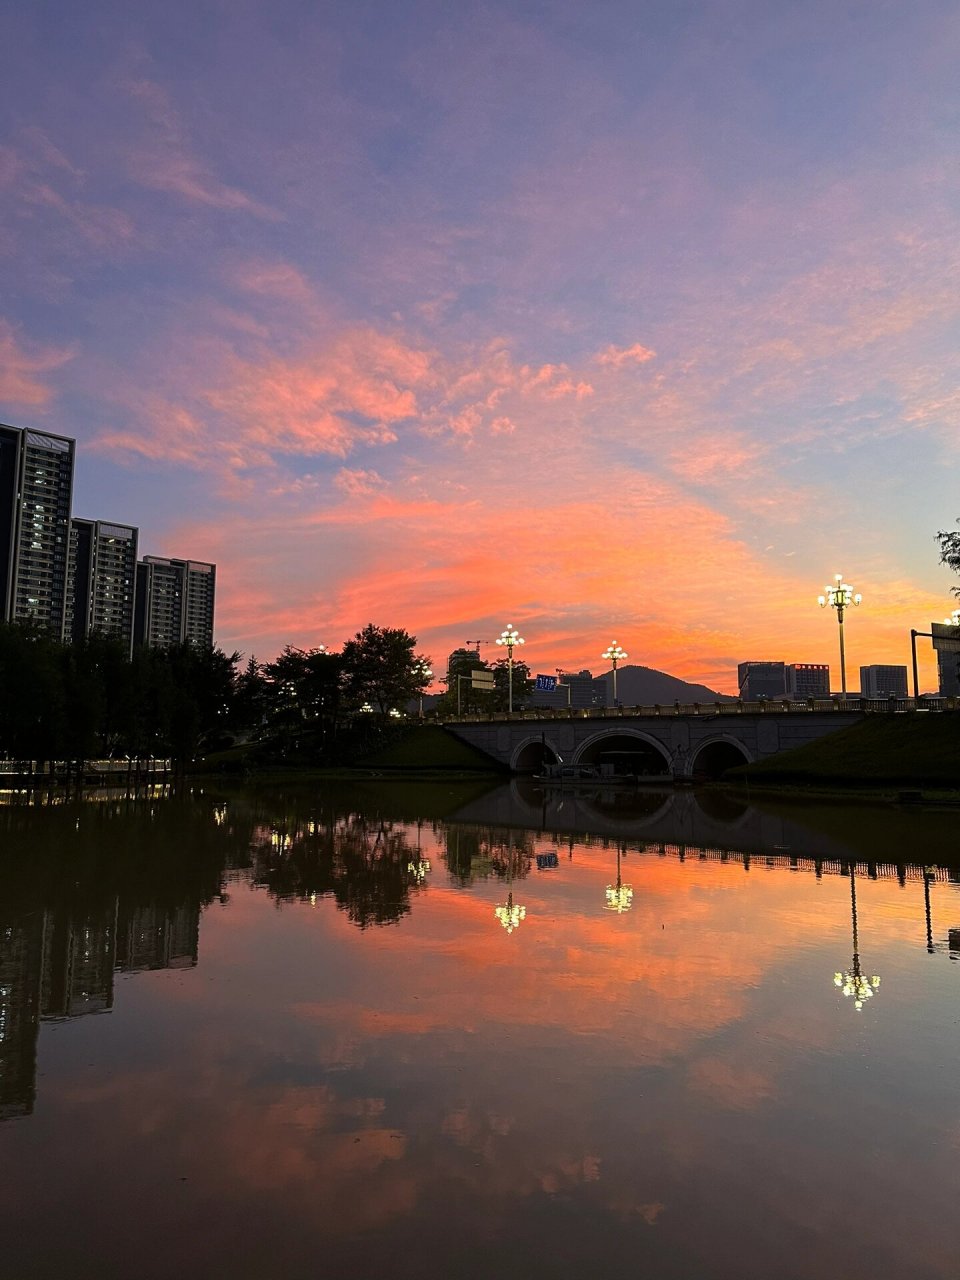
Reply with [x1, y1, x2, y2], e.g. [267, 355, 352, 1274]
[690, 734, 754, 779]
[511, 734, 562, 773]
[573, 728, 672, 777]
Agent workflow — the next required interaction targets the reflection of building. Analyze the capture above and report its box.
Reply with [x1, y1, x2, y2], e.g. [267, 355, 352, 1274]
[135, 556, 216, 649]
[40, 904, 117, 1020]
[0, 423, 76, 634]
[737, 661, 786, 699]
[0, 912, 45, 1119]
[785, 663, 830, 699]
[859, 665, 908, 698]
[116, 903, 199, 972]
[65, 519, 139, 655]
[931, 623, 960, 696]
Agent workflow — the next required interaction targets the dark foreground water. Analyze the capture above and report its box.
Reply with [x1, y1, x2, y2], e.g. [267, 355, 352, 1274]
[1, 778, 958, 1280]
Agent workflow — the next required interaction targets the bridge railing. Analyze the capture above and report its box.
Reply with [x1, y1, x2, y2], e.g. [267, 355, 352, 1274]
[442, 696, 957, 724]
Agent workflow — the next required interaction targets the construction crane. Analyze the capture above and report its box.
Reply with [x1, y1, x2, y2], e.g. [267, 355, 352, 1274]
[466, 640, 490, 656]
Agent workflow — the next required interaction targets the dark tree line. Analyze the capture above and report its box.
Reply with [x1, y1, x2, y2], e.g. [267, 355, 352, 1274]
[0, 622, 432, 766]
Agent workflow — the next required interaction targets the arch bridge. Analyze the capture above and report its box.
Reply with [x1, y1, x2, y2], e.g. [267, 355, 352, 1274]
[443, 703, 869, 779]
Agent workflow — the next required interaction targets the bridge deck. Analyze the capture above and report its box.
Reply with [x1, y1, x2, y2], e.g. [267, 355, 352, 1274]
[443, 696, 955, 724]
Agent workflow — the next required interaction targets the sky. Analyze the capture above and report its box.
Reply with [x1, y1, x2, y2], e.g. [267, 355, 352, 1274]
[1, 0, 959, 693]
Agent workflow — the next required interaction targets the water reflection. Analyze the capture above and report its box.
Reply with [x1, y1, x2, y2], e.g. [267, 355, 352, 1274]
[1, 780, 959, 1279]
[834, 866, 881, 1010]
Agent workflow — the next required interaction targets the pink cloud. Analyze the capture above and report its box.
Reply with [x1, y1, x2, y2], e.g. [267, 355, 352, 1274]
[121, 74, 280, 220]
[0, 320, 75, 407]
[596, 342, 657, 368]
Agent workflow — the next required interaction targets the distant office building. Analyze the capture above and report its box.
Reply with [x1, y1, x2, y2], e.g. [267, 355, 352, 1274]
[134, 556, 216, 649]
[931, 623, 960, 696]
[0, 423, 75, 635]
[65, 519, 139, 655]
[785, 663, 830, 699]
[859, 665, 908, 698]
[530, 669, 607, 710]
[737, 661, 786, 700]
[446, 647, 482, 680]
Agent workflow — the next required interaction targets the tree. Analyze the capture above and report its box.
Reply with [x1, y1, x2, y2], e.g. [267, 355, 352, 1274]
[340, 624, 428, 715]
[936, 521, 960, 594]
[492, 657, 532, 711]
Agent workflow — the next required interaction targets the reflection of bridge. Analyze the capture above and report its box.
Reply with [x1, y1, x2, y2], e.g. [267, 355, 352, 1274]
[447, 782, 960, 879]
[445, 705, 867, 776]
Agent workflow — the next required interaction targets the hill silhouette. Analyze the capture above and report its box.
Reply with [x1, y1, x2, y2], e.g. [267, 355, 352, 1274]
[605, 664, 734, 705]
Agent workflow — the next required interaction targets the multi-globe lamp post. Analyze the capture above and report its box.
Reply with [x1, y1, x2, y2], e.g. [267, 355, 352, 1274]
[496, 624, 525, 714]
[602, 641, 628, 706]
[414, 659, 433, 718]
[818, 574, 862, 695]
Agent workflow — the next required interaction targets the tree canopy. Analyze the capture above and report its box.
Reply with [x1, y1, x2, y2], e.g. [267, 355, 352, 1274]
[937, 520, 960, 594]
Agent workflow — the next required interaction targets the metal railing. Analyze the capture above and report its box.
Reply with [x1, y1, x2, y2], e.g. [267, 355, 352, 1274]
[443, 696, 957, 724]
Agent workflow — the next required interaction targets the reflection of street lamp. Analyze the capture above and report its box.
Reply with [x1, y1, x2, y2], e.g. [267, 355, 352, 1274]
[818, 574, 862, 695]
[833, 865, 880, 1011]
[495, 841, 526, 933]
[601, 641, 628, 705]
[495, 892, 526, 934]
[414, 660, 433, 718]
[496, 624, 525, 714]
[408, 819, 431, 882]
[605, 845, 633, 914]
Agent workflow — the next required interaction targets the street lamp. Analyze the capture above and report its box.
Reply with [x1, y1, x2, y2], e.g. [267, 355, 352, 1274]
[413, 659, 433, 718]
[496, 624, 525, 714]
[818, 574, 862, 695]
[601, 641, 628, 706]
[944, 610, 960, 627]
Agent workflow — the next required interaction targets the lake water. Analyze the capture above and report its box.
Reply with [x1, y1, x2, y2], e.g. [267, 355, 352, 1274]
[1, 778, 958, 1280]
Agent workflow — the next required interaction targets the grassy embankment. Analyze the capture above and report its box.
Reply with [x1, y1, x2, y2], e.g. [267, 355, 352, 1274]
[199, 723, 501, 779]
[726, 713, 960, 795]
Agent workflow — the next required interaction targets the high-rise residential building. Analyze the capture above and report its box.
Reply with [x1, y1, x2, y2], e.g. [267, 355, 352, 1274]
[931, 623, 960, 696]
[785, 663, 830, 699]
[737, 661, 786, 699]
[859, 665, 908, 698]
[134, 556, 216, 649]
[65, 519, 139, 655]
[0, 423, 75, 635]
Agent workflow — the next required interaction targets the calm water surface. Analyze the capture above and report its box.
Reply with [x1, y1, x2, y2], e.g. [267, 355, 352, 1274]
[1, 779, 958, 1280]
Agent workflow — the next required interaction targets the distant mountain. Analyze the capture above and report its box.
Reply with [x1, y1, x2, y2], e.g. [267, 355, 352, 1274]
[605, 664, 735, 706]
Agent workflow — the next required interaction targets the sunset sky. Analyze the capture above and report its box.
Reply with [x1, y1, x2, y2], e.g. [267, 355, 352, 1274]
[2, 0, 959, 691]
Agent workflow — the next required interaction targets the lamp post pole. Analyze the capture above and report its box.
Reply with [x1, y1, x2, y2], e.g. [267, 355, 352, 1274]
[414, 660, 432, 718]
[601, 641, 628, 706]
[496, 624, 524, 714]
[909, 611, 958, 699]
[818, 574, 861, 695]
